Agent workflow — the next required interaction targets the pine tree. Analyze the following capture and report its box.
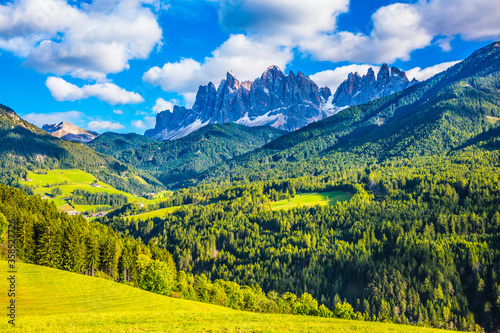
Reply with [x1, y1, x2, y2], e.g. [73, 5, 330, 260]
[85, 230, 100, 277]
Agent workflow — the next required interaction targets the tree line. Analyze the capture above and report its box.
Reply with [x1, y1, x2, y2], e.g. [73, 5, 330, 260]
[71, 189, 128, 208]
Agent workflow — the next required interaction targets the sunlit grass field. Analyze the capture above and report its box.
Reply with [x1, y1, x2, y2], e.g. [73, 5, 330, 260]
[19, 169, 164, 212]
[0, 261, 445, 333]
[72, 204, 112, 212]
[125, 206, 182, 221]
[271, 191, 353, 210]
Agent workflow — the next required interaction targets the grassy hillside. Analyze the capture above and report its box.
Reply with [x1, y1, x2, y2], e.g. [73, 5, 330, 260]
[19, 169, 164, 212]
[0, 261, 444, 332]
[88, 122, 285, 187]
[124, 205, 182, 221]
[270, 191, 353, 210]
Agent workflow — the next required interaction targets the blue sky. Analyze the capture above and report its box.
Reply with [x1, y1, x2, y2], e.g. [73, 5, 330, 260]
[0, 0, 498, 134]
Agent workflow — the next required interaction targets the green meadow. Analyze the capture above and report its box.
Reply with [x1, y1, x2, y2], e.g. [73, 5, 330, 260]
[0, 261, 445, 333]
[125, 206, 181, 221]
[271, 191, 353, 210]
[19, 169, 163, 212]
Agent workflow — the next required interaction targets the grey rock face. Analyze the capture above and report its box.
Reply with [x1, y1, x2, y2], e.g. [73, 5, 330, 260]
[145, 66, 330, 140]
[332, 64, 417, 108]
[146, 64, 417, 140]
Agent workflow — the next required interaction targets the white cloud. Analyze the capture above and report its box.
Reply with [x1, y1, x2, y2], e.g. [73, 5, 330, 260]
[303, 0, 500, 63]
[144, 58, 202, 96]
[310, 64, 379, 91]
[436, 37, 454, 52]
[0, 0, 163, 79]
[152, 97, 178, 113]
[143, 34, 293, 105]
[219, 0, 349, 44]
[46, 77, 144, 105]
[406, 61, 461, 82]
[83, 82, 144, 104]
[132, 120, 146, 129]
[144, 116, 156, 127]
[132, 115, 156, 129]
[22, 110, 84, 127]
[369, 4, 433, 62]
[299, 4, 433, 63]
[87, 120, 124, 131]
[218, 0, 500, 66]
[113, 109, 124, 115]
[218, 0, 428, 63]
[423, 0, 500, 41]
[45, 77, 85, 101]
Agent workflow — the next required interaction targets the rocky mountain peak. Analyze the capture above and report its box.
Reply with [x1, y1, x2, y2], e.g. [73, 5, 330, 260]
[42, 121, 99, 143]
[224, 71, 240, 90]
[391, 66, 407, 79]
[192, 82, 217, 115]
[330, 64, 417, 109]
[0, 104, 30, 128]
[261, 65, 285, 83]
[146, 63, 418, 141]
[470, 41, 500, 59]
[377, 64, 390, 84]
[263, 65, 282, 74]
[366, 67, 376, 79]
[240, 80, 252, 91]
[319, 87, 332, 102]
[146, 66, 330, 140]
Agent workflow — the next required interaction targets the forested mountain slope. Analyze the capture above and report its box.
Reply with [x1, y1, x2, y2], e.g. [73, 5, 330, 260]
[0, 104, 162, 194]
[89, 122, 285, 187]
[100, 149, 500, 332]
[200, 42, 500, 185]
[92, 42, 500, 332]
[87, 131, 156, 156]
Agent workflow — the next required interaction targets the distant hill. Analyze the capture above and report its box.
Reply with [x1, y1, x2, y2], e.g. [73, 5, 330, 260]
[42, 121, 99, 143]
[87, 131, 155, 156]
[89, 122, 285, 187]
[0, 104, 162, 194]
[200, 41, 500, 184]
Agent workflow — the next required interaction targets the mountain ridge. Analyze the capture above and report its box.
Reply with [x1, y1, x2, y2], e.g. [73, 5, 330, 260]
[193, 41, 500, 185]
[331, 64, 417, 108]
[146, 64, 415, 140]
